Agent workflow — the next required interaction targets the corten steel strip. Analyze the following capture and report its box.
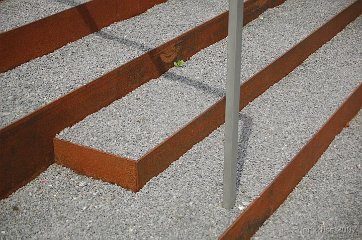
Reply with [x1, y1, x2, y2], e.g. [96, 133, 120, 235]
[220, 84, 362, 240]
[137, 0, 362, 190]
[0, 0, 286, 199]
[0, 0, 167, 73]
[53, 139, 138, 190]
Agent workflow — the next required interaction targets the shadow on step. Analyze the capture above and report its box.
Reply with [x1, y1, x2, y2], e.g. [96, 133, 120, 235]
[236, 113, 253, 193]
[164, 71, 225, 98]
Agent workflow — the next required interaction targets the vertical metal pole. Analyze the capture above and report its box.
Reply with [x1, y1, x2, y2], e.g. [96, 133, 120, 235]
[223, 0, 243, 210]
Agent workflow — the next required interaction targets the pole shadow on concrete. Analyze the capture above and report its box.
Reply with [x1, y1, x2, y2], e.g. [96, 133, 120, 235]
[235, 113, 253, 193]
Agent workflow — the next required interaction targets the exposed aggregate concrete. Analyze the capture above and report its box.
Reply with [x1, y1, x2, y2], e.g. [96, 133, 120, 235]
[0, 8, 360, 240]
[0, 0, 90, 32]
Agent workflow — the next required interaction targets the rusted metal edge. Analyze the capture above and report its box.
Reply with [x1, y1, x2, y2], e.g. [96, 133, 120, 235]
[0, 0, 167, 73]
[53, 138, 138, 191]
[219, 84, 362, 240]
[137, 0, 362, 189]
[0, 0, 284, 199]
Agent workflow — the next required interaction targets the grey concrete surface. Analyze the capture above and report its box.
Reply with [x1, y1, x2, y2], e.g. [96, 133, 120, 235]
[0, 0, 228, 128]
[59, 0, 356, 160]
[0, 12, 360, 240]
[254, 112, 362, 240]
[0, 0, 90, 32]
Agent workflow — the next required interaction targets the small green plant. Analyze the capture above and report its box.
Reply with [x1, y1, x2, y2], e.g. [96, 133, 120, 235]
[174, 59, 185, 68]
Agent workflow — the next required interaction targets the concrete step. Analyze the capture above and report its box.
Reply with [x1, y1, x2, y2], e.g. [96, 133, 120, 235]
[0, 0, 285, 199]
[0, 0, 166, 72]
[55, 0, 359, 191]
[0, 0, 90, 32]
[253, 111, 361, 239]
[0, 11, 360, 239]
[1, 0, 227, 126]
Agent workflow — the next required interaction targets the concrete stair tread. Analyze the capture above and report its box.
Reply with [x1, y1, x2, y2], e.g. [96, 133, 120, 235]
[1, 0, 289, 199]
[254, 111, 362, 239]
[0, 0, 90, 32]
[0, 15, 360, 238]
[1, 0, 361, 238]
[0, 0, 228, 128]
[58, 0, 356, 160]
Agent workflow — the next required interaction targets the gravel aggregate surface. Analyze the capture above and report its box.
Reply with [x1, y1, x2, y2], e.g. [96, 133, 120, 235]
[0, 0, 228, 129]
[59, 0, 356, 159]
[1, 13, 361, 240]
[254, 112, 362, 240]
[0, 0, 90, 32]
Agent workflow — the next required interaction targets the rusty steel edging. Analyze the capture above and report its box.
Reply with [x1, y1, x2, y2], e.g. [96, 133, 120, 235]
[219, 84, 362, 240]
[53, 138, 138, 191]
[0, 0, 167, 73]
[136, 0, 362, 189]
[0, 0, 284, 199]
